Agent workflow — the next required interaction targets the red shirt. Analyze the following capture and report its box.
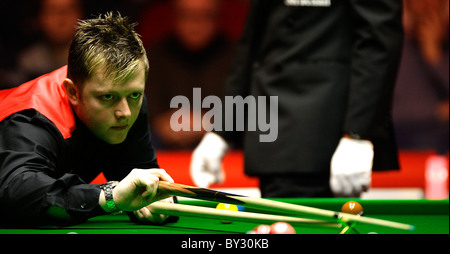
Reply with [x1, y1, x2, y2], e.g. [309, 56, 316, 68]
[0, 66, 75, 139]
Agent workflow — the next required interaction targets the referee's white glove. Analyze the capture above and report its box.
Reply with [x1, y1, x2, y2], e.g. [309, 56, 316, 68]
[190, 132, 229, 188]
[330, 137, 374, 197]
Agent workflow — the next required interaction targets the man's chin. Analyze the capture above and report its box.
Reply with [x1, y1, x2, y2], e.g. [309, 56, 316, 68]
[107, 137, 127, 144]
[100, 133, 128, 145]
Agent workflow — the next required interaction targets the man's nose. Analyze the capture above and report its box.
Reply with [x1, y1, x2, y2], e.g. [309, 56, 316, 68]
[115, 98, 131, 119]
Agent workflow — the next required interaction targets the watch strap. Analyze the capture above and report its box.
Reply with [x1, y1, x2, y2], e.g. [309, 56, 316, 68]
[100, 181, 121, 214]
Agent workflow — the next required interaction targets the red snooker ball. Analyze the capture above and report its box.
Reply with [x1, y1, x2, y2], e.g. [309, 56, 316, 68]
[247, 224, 271, 234]
[269, 222, 296, 234]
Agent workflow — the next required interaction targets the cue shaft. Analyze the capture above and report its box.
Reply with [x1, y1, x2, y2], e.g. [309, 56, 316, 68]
[158, 181, 415, 231]
[236, 196, 414, 231]
[149, 202, 341, 228]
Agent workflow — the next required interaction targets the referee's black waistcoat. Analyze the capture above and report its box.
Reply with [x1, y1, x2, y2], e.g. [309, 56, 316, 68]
[215, 0, 403, 176]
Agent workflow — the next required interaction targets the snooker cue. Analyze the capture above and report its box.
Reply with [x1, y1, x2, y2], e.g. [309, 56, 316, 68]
[158, 181, 415, 231]
[150, 202, 341, 228]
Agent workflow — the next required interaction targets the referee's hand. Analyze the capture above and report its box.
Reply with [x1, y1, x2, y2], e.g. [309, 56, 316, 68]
[190, 132, 229, 188]
[330, 137, 374, 197]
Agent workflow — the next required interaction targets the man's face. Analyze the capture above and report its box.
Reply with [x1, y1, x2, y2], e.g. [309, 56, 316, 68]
[69, 63, 146, 144]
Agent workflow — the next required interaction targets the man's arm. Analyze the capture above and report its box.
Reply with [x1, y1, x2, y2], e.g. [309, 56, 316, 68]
[344, 0, 403, 138]
[0, 110, 176, 227]
[0, 111, 104, 226]
[330, 0, 403, 197]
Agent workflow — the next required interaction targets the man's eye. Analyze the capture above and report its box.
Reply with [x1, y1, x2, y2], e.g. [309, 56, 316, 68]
[101, 94, 115, 101]
[129, 93, 142, 100]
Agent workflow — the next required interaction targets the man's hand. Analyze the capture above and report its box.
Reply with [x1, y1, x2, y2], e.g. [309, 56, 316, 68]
[133, 197, 175, 224]
[330, 137, 374, 197]
[100, 168, 174, 212]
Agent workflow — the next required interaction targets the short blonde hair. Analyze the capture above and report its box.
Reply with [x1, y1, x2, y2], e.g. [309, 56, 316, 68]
[67, 12, 149, 86]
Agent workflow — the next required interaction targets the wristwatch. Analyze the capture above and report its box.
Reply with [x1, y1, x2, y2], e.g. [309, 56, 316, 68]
[100, 181, 121, 214]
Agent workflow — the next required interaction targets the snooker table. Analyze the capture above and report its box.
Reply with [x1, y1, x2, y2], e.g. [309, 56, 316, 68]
[1, 198, 447, 234]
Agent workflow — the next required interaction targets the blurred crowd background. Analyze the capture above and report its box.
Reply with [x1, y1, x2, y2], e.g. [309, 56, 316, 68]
[0, 0, 448, 155]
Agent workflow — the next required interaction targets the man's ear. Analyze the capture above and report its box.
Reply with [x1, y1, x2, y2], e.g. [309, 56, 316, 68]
[63, 78, 80, 106]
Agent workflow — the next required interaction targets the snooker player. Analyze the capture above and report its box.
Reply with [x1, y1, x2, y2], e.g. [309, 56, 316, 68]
[0, 13, 176, 227]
